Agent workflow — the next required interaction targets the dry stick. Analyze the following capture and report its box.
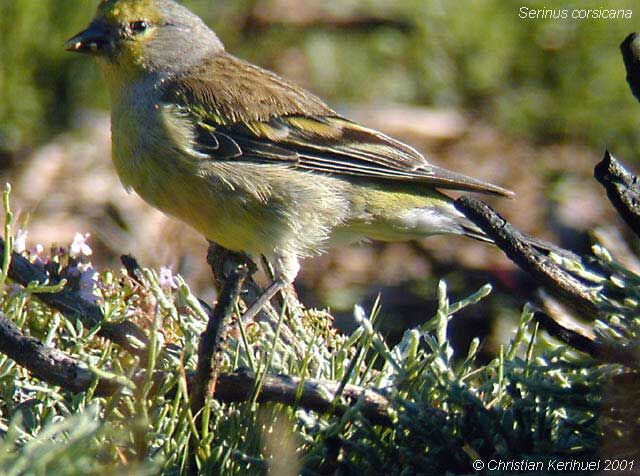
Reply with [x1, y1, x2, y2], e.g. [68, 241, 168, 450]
[594, 151, 640, 238]
[611, 33, 640, 234]
[207, 243, 305, 358]
[191, 247, 250, 411]
[0, 311, 105, 393]
[188, 245, 251, 475]
[215, 369, 393, 426]
[0, 310, 394, 426]
[454, 198, 640, 366]
[620, 32, 640, 102]
[0, 310, 393, 423]
[455, 197, 600, 319]
[532, 312, 638, 367]
[0, 238, 149, 359]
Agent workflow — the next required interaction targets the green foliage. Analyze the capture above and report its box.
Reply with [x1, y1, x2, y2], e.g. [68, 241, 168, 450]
[0, 243, 635, 473]
[0, 184, 637, 474]
[0, 407, 158, 476]
[1, 0, 639, 156]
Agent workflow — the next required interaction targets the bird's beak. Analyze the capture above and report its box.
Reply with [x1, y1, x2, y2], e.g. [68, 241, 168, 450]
[65, 21, 112, 55]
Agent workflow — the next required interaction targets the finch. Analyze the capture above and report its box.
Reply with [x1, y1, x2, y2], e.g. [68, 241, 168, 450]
[66, 0, 511, 315]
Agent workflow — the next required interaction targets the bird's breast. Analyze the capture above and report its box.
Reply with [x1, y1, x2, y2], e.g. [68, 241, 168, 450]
[106, 78, 356, 259]
[109, 81, 220, 237]
[109, 80, 166, 190]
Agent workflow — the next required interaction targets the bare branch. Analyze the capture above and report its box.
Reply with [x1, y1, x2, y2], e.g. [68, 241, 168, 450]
[191, 245, 250, 411]
[0, 311, 118, 394]
[594, 151, 640, 238]
[621, 32, 640, 102]
[0, 237, 150, 359]
[532, 311, 598, 356]
[187, 245, 252, 475]
[455, 197, 600, 319]
[216, 369, 393, 426]
[533, 312, 639, 367]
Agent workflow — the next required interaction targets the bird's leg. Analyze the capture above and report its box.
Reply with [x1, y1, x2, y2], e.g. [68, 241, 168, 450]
[240, 253, 301, 322]
[260, 254, 301, 313]
[240, 278, 286, 322]
[260, 255, 280, 302]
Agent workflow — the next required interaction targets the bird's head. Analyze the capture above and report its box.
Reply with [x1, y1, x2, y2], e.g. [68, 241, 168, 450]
[65, 0, 224, 75]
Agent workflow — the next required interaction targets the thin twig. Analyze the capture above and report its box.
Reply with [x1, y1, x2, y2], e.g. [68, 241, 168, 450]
[0, 312, 395, 424]
[0, 311, 117, 394]
[191, 246, 250, 409]
[621, 32, 640, 102]
[207, 243, 305, 357]
[0, 238, 150, 359]
[594, 151, 640, 239]
[188, 245, 251, 475]
[533, 312, 597, 356]
[216, 368, 393, 426]
[455, 197, 600, 319]
[533, 312, 638, 367]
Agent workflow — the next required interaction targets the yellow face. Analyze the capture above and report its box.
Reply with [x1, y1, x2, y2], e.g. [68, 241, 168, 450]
[66, 0, 166, 72]
[97, 0, 162, 28]
[67, 0, 223, 77]
[100, 0, 165, 69]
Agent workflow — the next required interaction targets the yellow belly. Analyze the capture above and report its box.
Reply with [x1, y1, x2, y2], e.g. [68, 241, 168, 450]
[113, 143, 349, 257]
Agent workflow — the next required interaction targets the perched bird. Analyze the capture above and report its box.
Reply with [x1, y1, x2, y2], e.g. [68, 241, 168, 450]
[66, 0, 512, 317]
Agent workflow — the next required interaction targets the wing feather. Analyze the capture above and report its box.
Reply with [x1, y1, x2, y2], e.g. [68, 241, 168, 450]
[162, 53, 513, 197]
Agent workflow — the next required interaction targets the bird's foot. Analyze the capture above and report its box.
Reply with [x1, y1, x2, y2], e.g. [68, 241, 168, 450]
[241, 279, 286, 322]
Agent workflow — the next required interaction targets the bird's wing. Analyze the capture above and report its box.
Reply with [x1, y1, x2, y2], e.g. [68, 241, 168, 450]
[162, 54, 513, 197]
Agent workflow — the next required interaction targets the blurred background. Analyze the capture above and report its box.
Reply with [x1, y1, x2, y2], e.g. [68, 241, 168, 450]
[1, 0, 639, 354]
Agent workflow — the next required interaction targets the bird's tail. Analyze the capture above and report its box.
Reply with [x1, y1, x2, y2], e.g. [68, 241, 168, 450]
[459, 221, 493, 244]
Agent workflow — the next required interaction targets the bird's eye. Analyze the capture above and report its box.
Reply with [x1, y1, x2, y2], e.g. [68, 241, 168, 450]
[129, 21, 149, 34]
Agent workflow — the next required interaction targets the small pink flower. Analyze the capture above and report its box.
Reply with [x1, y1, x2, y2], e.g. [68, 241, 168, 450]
[70, 233, 93, 258]
[78, 265, 99, 303]
[159, 267, 178, 289]
[14, 229, 28, 253]
[32, 243, 44, 257]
